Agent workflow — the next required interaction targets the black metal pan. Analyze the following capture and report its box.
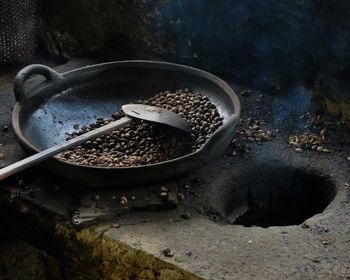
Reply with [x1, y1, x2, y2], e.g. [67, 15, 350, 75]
[12, 61, 240, 187]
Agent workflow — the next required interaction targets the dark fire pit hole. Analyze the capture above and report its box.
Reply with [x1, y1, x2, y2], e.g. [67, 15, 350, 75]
[230, 167, 336, 228]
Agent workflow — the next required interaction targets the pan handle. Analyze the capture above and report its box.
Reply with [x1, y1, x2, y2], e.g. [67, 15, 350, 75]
[14, 64, 62, 102]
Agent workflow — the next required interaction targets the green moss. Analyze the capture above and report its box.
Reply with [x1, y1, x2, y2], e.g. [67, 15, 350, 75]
[312, 89, 350, 125]
[54, 224, 200, 280]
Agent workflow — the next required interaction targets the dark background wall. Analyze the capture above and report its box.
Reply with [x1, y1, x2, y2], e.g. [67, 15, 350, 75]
[159, 0, 350, 93]
[2, 0, 350, 99]
[48, 0, 350, 98]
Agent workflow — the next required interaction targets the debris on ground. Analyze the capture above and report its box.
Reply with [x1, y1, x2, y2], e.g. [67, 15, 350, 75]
[181, 212, 191, 220]
[0, 153, 5, 160]
[240, 89, 253, 97]
[230, 118, 273, 156]
[185, 251, 192, 257]
[288, 129, 331, 153]
[320, 234, 332, 245]
[110, 223, 120, 228]
[17, 179, 25, 188]
[162, 247, 174, 257]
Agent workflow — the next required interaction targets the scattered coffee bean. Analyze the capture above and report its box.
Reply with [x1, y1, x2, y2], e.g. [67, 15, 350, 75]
[120, 196, 128, 205]
[159, 186, 169, 193]
[230, 117, 273, 156]
[289, 130, 330, 153]
[178, 193, 185, 201]
[2, 125, 8, 132]
[159, 192, 168, 198]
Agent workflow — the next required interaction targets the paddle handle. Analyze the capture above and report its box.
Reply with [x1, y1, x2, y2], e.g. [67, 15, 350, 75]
[0, 117, 133, 181]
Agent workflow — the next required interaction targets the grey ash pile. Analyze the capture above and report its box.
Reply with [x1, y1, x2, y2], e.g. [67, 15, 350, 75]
[58, 89, 223, 167]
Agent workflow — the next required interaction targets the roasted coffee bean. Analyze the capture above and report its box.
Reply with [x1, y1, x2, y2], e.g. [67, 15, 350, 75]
[59, 89, 223, 167]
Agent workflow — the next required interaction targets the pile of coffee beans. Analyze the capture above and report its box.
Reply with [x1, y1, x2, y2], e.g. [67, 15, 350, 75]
[58, 88, 223, 167]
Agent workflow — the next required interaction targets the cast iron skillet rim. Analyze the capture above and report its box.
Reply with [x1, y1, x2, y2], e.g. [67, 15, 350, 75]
[12, 60, 240, 170]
